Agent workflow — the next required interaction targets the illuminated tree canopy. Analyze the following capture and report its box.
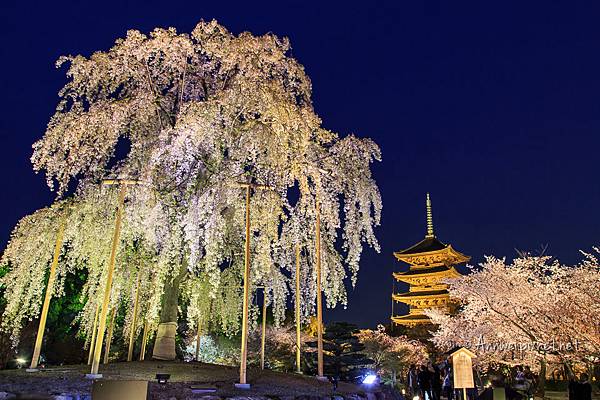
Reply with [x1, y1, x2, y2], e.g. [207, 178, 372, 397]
[427, 254, 600, 369]
[1, 20, 382, 355]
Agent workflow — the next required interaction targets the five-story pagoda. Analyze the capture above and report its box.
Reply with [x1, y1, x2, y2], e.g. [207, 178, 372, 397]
[391, 194, 470, 326]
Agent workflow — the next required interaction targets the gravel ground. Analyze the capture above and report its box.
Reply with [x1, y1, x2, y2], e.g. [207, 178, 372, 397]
[0, 361, 376, 399]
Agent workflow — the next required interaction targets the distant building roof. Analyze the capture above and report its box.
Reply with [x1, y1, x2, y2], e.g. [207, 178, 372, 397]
[395, 236, 448, 255]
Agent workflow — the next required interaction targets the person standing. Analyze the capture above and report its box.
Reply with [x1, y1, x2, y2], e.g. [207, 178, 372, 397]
[476, 375, 522, 400]
[408, 364, 419, 399]
[442, 365, 454, 400]
[430, 362, 442, 400]
[418, 364, 433, 400]
[569, 373, 593, 400]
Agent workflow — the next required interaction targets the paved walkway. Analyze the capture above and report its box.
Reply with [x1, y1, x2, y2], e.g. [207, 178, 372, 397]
[543, 390, 600, 399]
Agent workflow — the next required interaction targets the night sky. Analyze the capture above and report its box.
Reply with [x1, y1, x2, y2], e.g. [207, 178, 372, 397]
[1, 1, 599, 328]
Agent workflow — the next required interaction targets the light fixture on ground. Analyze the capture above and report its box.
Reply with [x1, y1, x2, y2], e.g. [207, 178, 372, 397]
[362, 374, 377, 385]
[16, 358, 27, 369]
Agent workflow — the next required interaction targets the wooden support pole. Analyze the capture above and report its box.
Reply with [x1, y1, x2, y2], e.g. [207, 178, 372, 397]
[315, 195, 324, 378]
[87, 304, 100, 365]
[295, 244, 301, 373]
[260, 290, 267, 370]
[195, 316, 201, 362]
[239, 185, 251, 385]
[103, 307, 117, 364]
[127, 274, 141, 362]
[140, 321, 149, 361]
[89, 183, 127, 376]
[28, 222, 65, 371]
[233, 180, 273, 387]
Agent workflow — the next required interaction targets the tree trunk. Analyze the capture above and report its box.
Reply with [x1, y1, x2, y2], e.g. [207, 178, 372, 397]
[538, 356, 547, 398]
[152, 260, 187, 360]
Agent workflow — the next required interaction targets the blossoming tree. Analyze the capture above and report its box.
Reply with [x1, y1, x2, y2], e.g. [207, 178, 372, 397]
[427, 254, 600, 393]
[1, 20, 382, 364]
[357, 326, 428, 386]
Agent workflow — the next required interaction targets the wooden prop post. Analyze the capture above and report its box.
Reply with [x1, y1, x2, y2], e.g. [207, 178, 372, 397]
[238, 185, 251, 387]
[127, 274, 141, 361]
[295, 244, 301, 373]
[87, 304, 100, 365]
[139, 321, 149, 361]
[315, 194, 324, 379]
[260, 290, 268, 370]
[103, 307, 117, 364]
[195, 316, 201, 362]
[234, 181, 273, 388]
[28, 221, 66, 371]
[88, 179, 140, 378]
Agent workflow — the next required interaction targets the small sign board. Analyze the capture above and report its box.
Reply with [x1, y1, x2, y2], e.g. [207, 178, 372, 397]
[451, 347, 476, 389]
[92, 380, 148, 400]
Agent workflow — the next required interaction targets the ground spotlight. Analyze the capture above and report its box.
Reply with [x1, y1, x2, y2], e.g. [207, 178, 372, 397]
[412, 396, 420, 400]
[362, 374, 377, 385]
[155, 373, 170, 384]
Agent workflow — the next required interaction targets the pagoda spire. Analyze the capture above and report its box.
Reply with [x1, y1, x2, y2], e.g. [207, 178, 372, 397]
[426, 193, 434, 238]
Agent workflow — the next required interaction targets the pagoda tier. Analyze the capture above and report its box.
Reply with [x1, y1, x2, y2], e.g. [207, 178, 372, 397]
[391, 194, 470, 327]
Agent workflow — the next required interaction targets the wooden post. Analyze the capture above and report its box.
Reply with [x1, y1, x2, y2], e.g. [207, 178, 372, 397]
[103, 307, 117, 364]
[28, 221, 66, 371]
[89, 182, 127, 377]
[239, 185, 251, 385]
[315, 195, 324, 378]
[127, 274, 141, 362]
[195, 316, 201, 362]
[140, 321, 149, 361]
[260, 290, 267, 370]
[233, 181, 273, 388]
[295, 244, 301, 373]
[87, 304, 100, 365]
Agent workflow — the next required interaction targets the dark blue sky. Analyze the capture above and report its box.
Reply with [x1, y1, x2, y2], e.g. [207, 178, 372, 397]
[1, 1, 599, 328]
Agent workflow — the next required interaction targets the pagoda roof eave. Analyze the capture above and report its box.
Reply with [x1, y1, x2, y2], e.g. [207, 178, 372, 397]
[393, 290, 449, 301]
[391, 314, 432, 323]
[393, 266, 462, 281]
[393, 244, 470, 264]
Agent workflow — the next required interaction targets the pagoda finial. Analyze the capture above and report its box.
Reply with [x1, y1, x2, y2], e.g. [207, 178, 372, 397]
[426, 193, 434, 238]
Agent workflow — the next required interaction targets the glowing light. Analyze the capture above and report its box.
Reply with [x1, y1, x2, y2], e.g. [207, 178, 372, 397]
[156, 373, 170, 384]
[362, 374, 377, 385]
[402, 389, 406, 395]
[16, 358, 26, 365]
[413, 396, 420, 400]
